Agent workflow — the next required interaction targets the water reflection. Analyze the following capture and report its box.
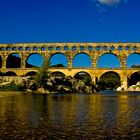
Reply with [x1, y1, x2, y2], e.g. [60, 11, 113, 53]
[1, 92, 140, 139]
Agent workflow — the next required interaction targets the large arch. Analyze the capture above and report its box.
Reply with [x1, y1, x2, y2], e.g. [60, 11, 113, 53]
[126, 53, 140, 68]
[25, 71, 38, 76]
[26, 53, 44, 68]
[5, 71, 17, 76]
[129, 71, 140, 86]
[74, 71, 92, 84]
[72, 53, 92, 68]
[98, 71, 121, 90]
[49, 53, 68, 67]
[49, 71, 65, 78]
[6, 53, 21, 68]
[97, 53, 120, 68]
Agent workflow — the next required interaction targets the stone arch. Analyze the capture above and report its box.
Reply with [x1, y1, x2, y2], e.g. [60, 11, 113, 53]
[97, 53, 120, 68]
[25, 71, 38, 76]
[49, 53, 68, 67]
[128, 71, 140, 86]
[88, 46, 92, 51]
[33, 46, 38, 51]
[41, 46, 46, 51]
[74, 71, 92, 84]
[6, 53, 21, 68]
[126, 53, 140, 68]
[25, 46, 31, 51]
[26, 53, 44, 68]
[64, 46, 69, 51]
[74, 71, 91, 78]
[72, 53, 92, 68]
[5, 71, 17, 76]
[49, 71, 65, 78]
[98, 71, 121, 90]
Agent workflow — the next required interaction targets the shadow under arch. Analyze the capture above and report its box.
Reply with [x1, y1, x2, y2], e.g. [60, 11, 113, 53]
[72, 52, 92, 68]
[5, 71, 17, 76]
[49, 71, 65, 78]
[74, 71, 92, 84]
[126, 53, 140, 68]
[97, 53, 120, 68]
[6, 53, 21, 68]
[129, 71, 140, 86]
[98, 71, 121, 90]
[26, 53, 44, 68]
[25, 71, 38, 76]
[49, 53, 68, 67]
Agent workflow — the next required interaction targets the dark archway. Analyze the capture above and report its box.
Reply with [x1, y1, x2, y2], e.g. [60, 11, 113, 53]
[25, 71, 38, 76]
[6, 53, 21, 68]
[98, 71, 121, 90]
[97, 53, 120, 68]
[73, 53, 92, 68]
[129, 71, 140, 86]
[74, 72, 92, 85]
[5, 71, 17, 76]
[50, 71, 65, 78]
[50, 53, 68, 67]
[127, 53, 140, 68]
[26, 53, 44, 68]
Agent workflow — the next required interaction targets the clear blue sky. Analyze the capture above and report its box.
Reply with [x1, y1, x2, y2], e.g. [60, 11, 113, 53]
[0, 0, 140, 67]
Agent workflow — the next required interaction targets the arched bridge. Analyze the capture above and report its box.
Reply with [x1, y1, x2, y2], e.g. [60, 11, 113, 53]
[0, 42, 140, 90]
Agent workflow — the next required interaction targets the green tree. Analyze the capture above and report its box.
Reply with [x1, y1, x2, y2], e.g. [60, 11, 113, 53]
[35, 60, 50, 88]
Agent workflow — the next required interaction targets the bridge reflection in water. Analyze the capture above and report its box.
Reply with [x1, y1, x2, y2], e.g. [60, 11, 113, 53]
[0, 42, 140, 90]
[0, 92, 140, 139]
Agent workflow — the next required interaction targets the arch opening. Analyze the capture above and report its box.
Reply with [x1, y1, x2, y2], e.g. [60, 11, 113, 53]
[26, 53, 44, 68]
[50, 53, 68, 67]
[50, 71, 65, 78]
[97, 53, 120, 68]
[25, 71, 38, 76]
[98, 71, 121, 90]
[127, 53, 140, 68]
[129, 72, 140, 86]
[73, 53, 92, 68]
[5, 71, 17, 76]
[74, 72, 92, 85]
[6, 53, 21, 68]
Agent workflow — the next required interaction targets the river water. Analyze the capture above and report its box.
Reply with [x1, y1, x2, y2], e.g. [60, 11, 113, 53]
[0, 91, 140, 139]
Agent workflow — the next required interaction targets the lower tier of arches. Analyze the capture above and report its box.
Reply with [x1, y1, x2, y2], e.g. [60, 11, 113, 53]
[1, 68, 140, 90]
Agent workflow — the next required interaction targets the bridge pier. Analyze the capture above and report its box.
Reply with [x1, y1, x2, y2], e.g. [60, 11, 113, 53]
[68, 57, 72, 69]
[120, 75, 128, 91]
[2, 58, 6, 69]
[92, 76, 97, 85]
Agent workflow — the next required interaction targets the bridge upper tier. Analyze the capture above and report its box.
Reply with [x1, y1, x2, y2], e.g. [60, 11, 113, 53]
[0, 42, 140, 51]
[0, 42, 140, 69]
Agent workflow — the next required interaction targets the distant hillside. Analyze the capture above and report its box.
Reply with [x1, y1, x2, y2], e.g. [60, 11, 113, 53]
[51, 64, 65, 67]
[131, 65, 140, 68]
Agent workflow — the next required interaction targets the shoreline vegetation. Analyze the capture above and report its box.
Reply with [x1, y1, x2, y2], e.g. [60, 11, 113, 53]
[0, 60, 99, 94]
[0, 60, 140, 94]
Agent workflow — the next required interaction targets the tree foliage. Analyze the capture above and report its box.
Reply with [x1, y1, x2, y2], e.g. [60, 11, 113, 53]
[35, 60, 50, 88]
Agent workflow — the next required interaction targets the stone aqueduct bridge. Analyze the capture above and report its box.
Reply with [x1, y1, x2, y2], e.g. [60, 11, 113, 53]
[0, 42, 140, 90]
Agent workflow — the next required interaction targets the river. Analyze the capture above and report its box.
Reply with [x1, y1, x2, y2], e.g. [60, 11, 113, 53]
[0, 91, 140, 139]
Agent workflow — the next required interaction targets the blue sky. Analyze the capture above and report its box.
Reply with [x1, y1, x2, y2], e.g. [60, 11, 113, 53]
[0, 0, 140, 67]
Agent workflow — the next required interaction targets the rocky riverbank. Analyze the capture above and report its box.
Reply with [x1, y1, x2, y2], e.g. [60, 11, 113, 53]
[116, 81, 140, 91]
[0, 76, 98, 94]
